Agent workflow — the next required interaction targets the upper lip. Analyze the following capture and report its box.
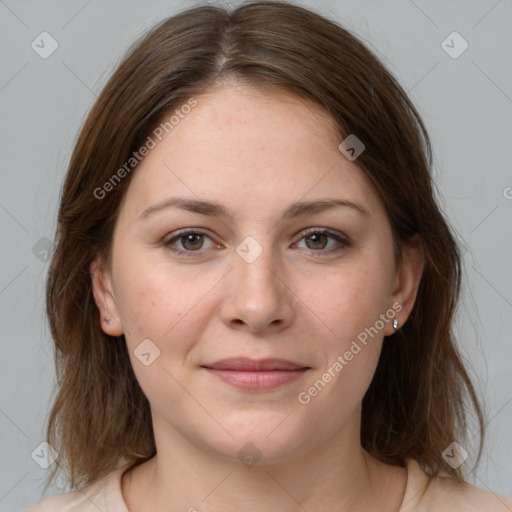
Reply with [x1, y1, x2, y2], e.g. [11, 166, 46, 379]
[201, 358, 309, 371]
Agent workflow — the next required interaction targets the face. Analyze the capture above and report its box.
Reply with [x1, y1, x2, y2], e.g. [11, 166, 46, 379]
[92, 83, 421, 464]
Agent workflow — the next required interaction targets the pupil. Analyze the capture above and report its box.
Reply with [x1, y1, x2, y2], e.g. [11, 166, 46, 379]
[184, 234, 202, 249]
[308, 233, 326, 249]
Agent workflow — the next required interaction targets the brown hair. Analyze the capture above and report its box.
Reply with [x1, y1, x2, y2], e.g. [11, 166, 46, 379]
[45, 0, 485, 490]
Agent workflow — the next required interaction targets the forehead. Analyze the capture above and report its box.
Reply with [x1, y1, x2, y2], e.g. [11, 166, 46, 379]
[120, 84, 384, 221]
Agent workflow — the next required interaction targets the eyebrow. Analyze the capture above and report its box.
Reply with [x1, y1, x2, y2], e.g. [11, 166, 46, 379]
[137, 196, 370, 222]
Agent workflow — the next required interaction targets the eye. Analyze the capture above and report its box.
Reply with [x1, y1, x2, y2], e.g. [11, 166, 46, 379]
[163, 229, 219, 257]
[294, 228, 351, 255]
[163, 228, 351, 258]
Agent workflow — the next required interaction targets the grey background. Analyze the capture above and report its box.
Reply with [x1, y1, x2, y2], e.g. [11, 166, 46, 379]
[1, 0, 511, 510]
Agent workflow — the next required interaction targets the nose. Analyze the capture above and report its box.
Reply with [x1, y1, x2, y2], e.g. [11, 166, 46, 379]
[219, 242, 296, 335]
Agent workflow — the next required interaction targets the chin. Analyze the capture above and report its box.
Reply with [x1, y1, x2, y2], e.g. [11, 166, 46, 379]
[200, 411, 318, 465]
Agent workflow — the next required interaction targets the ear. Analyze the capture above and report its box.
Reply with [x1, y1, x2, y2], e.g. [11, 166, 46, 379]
[383, 237, 424, 336]
[90, 256, 124, 336]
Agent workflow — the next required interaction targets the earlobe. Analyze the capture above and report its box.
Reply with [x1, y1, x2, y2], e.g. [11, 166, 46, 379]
[89, 257, 124, 336]
[385, 238, 424, 336]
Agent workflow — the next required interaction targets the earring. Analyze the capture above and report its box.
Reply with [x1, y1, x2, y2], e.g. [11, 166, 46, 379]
[393, 318, 400, 331]
[103, 317, 112, 326]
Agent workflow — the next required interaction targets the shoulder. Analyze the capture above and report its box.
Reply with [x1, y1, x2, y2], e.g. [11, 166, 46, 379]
[402, 458, 512, 511]
[25, 465, 130, 512]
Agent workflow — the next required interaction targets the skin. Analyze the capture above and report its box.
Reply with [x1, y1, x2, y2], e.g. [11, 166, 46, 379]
[91, 83, 423, 512]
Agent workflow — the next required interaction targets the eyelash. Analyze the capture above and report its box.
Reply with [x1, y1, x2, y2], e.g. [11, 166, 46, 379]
[163, 228, 351, 258]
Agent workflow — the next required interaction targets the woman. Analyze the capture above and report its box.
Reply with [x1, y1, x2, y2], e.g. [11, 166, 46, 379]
[27, 1, 512, 511]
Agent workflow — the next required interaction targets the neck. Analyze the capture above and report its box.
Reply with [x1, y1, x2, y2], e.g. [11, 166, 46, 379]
[122, 413, 407, 512]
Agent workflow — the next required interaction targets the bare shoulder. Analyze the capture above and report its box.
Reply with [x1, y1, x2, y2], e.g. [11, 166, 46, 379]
[425, 475, 512, 511]
[24, 466, 128, 512]
[403, 459, 512, 511]
[25, 488, 90, 511]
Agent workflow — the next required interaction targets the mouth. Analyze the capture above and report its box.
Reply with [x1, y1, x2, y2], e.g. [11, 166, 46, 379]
[200, 358, 311, 391]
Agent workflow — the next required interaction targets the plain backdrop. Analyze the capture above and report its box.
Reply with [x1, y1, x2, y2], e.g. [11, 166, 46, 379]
[1, 0, 511, 510]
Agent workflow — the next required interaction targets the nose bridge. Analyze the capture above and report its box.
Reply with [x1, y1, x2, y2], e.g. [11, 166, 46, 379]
[222, 234, 294, 332]
[233, 234, 282, 298]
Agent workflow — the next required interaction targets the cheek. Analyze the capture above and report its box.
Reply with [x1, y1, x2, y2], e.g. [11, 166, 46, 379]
[299, 253, 392, 402]
[113, 254, 223, 369]
[112, 242, 204, 331]
[115, 275, 179, 340]
[311, 255, 393, 340]
[297, 272, 387, 426]
[112, 265, 209, 406]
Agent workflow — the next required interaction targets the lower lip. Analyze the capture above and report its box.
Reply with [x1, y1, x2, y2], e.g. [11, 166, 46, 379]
[203, 368, 310, 391]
